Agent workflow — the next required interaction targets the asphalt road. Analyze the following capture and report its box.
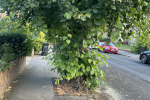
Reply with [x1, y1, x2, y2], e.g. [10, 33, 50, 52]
[100, 52, 150, 100]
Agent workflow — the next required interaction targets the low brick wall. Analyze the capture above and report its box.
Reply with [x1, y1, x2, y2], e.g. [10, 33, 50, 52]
[0, 57, 26, 98]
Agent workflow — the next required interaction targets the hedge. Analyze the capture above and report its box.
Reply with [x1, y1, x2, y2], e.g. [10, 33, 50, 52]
[0, 33, 33, 71]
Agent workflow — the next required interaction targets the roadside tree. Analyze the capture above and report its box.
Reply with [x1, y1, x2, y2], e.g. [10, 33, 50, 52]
[1, 0, 149, 92]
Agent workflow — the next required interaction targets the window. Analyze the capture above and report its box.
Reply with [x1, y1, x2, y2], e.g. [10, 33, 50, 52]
[99, 42, 104, 46]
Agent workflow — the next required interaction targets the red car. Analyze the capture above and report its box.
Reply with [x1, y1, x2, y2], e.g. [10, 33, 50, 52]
[98, 42, 118, 54]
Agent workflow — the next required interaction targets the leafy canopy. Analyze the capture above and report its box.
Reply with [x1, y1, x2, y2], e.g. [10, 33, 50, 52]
[1, 0, 150, 91]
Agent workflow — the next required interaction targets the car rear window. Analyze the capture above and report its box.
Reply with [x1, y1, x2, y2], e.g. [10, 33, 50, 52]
[99, 42, 104, 46]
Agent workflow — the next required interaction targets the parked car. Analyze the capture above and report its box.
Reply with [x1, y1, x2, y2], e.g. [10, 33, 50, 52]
[139, 51, 150, 64]
[98, 42, 118, 54]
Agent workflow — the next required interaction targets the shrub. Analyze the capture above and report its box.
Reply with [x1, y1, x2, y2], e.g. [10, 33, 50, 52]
[33, 32, 46, 54]
[131, 36, 149, 54]
[0, 43, 15, 71]
[0, 33, 33, 71]
[0, 16, 45, 55]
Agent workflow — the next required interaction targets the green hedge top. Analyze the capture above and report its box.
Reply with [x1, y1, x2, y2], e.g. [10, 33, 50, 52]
[0, 33, 33, 60]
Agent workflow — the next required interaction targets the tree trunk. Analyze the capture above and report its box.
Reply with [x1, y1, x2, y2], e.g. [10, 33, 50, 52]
[69, 76, 88, 94]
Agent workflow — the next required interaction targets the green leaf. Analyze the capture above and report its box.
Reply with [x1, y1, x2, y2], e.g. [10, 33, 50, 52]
[30, 3, 35, 8]
[81, 16, 86, 21]
[85, 13, 91, 18]
[117, 0, 122, 2]
[117, 23, 123, 29]
[11, 12, 16, 18]
[100, 21, 105, 25]
[47, 61, 50, 65]
[32, 35, 37, 40]
[116, 17, 120, 24]
[19, 11, 25, 16]
[70, 62, 74, 66]
[114, 30, 119, 35]
[66, 40, 70, 44]
[62, 24, 67, 28]
[80, 54, 84, 58]
[88, 59, 92, 63]
[93, 9, 99, 13]
[110, 5, 116, 10]
[93, 61, 96, 65]
[87, 21, 92, 26]
[96, 15, 101, 19]
[51, 62, 55, 65]
[131, 8, 136, 12]
[43, 29, 48, 33]
[10, 0, 15, 2]
[39, 27, 43, 31]
[148, 3, 150, 8]
[60, 45, 65, 49]
[86, 66, 90, 72]
[72, 0, 75, 3]
[60, 19, 66, 22]
[64, 12, 73, 19]
[78, 2, 82, 6]
[105, 55, 109, 59]
[67, 34, 72, 38]
[90, 70, 94, 75]
[88, 39, 93, 44]
[143, 1, 148, 6]
[105, 63, 109, 67]
[105, 3, 109, 7]
[138, 0, 141, 4]
[63, 36, 67, 40]
[73, 43, 78, 48]
[94, 21, 100, 25]
[83, 40, 87, 47]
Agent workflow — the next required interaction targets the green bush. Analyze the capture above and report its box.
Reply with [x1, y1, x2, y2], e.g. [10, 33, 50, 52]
[131, 36, 149, 54]
[33, 32, 46, 54]
[131, 43, 140, 54]
[0, 16, 45, 55]
[0, 43, 15, 71]
[0, 33, 33, 71]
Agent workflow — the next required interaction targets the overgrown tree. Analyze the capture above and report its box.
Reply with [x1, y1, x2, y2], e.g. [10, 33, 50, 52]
[1, 0, 150, 92]
[0, 16, 46, 54]
[131, 15, 150, 53]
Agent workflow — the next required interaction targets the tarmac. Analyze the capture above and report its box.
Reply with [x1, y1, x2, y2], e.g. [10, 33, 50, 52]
[2, 50, 141, 100]
[117, 49, 140, 61]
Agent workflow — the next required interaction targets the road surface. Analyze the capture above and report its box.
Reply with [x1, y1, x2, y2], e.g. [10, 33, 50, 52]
[100, 52, 150, 100]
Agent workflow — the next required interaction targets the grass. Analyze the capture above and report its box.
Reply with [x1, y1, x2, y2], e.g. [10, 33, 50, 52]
[116, 44, 131, 51]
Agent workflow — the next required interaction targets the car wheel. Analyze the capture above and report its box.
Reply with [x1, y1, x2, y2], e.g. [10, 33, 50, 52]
[141, 54, 148, 64]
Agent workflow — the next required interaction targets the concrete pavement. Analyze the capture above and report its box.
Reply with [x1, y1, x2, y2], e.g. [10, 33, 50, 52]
[3, 54, 87, 100]
[26, 56, 33, 66]
[118, 50, 140, 61]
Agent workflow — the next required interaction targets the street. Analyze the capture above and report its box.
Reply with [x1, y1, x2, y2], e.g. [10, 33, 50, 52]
[100, 52, 150, 100]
